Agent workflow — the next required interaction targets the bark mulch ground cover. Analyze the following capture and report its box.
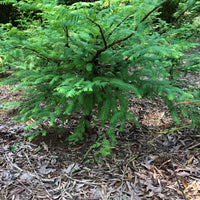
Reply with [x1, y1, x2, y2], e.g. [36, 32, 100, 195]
[0, 82, 199, 200]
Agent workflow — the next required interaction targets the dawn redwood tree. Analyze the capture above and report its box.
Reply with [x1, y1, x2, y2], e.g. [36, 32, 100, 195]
[0, 0, 199, 156]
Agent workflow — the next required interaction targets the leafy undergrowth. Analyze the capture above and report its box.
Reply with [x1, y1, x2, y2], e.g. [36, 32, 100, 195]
[0, 84, 200, 200]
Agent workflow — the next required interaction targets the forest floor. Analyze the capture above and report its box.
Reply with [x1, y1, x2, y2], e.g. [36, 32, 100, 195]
[0, 44, 200, 200]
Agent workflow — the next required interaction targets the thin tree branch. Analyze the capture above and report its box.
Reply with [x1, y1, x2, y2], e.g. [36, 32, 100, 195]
[174, 3, 194, 23]
[87, 17, 107, 49]
[14, 46, 64, 64]
[91, 0, 168, 63]
[23, 47, 61, 64]
[109, 15, 131, 37]
[4, 153, 23, 172]
[170, 157, 188, 200]
[134, 1, 166, 32]
[148, 17, 156, 33]
[63, 26, 70, 47]
[9, 54, 25, 64]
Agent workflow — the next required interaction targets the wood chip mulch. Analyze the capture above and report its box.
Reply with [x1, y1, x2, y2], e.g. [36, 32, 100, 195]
[0, 84, 200, 200]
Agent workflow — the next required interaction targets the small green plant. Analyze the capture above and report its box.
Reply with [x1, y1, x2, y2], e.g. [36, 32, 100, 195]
[0, 0, 199, 156]
[0, 55, 4, 73]
[11, 145, 18, 152]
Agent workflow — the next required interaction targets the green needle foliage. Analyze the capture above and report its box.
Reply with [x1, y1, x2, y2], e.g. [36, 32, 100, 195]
[0, 0, 199, 156]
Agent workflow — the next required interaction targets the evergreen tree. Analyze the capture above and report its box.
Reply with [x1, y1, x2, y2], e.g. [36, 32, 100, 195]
[0, 0, 199, 156]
